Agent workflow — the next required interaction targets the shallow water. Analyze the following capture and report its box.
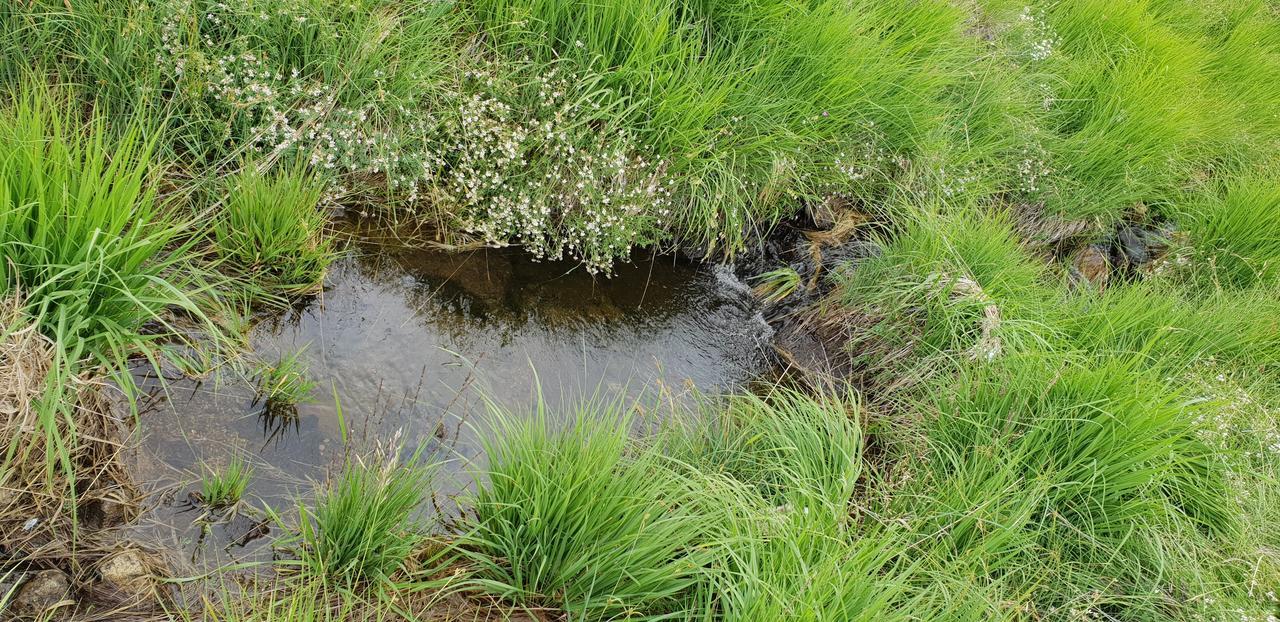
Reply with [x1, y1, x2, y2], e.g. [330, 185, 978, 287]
[129, 227, 773, 562]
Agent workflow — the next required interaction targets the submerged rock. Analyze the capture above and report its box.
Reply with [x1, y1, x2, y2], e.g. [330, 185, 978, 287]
[12, 569, 70, 616]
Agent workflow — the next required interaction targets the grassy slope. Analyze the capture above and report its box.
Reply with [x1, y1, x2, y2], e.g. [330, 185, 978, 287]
[2, 0, 1279, 620]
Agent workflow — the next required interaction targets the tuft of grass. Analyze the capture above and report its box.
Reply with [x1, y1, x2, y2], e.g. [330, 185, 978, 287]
[215, 167, 334, 297]
[461, 397, 735, 619]
[1178, 172, 1280, 289]
[254, 348, 318, 414]
[0, 84, 224, 484]
[664, 388, 863, 517]
[826, 205, 1051, 385]
[750, 268, 802, 305]
[894, 352, 1236, 616]
[298, 451, 434, 583]
[199, 456, 253, 509]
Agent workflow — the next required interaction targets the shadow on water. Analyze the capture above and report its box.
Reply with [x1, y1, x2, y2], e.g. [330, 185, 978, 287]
[127, 224, 773, 565]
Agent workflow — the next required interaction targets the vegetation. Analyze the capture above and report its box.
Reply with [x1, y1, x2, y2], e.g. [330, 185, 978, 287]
[2, 0, 1279, 620]
[215, 167, 335, 296]
[200, 456, 253, 509]
[254, 349, 319, 414]
[295, 452, 435, 583]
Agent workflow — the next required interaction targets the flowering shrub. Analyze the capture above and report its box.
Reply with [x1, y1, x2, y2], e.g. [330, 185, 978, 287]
[152, 1, 668, 272]
[424, 57, 672, 273]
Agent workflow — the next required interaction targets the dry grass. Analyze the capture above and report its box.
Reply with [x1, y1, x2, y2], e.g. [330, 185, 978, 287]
[0, 296, 171, 620]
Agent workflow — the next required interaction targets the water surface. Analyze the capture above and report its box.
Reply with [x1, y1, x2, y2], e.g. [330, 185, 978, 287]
[130, 228, 772, 562]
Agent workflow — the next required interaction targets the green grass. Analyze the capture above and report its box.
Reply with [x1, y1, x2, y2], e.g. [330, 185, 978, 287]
[297, 452, 435, 583]
[0, 84, 225, 485]
[461, 397, 733, 619]
[5, 1, 1280, 620]
[200, 456, 253, 509]
[460, 390, 942, 621]
[215, 166, 334, 296]
[1177, 172, 1280, 289]
[750, 268, 803, 305]
[898, 353, 1234, 615]
[253, 348, 319, 414]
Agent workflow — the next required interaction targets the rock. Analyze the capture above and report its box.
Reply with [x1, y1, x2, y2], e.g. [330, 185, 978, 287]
[1071, 244, 1110, 289]
[12, 570, 70, 615]
[97, 550, 151, 596]
[1115, 226, 1150, 267]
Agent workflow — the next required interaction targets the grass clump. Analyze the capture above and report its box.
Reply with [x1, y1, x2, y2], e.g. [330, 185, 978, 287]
[0, 85, 224, 485]
[1177, 172, 1280, 289]
[215, 167, 334, 296]
[199, 456, 253, 509]
[0, 87, 211, 377]
[253, 348, 318, 414]
[825, 205, 1051, 386]
[463, 390, 932, 621]
[462, 399, 729, 619]
[298, 452, 434, 583]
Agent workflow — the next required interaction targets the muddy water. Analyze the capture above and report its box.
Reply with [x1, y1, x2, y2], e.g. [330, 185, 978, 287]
[130, 228, 772, 563]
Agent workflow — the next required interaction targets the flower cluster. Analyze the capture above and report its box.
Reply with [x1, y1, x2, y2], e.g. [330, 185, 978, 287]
[833, 127, 893, 184]
[1015, 141, 1053, 195]
[1012, 7, 1061, 64]
[427, 59, 671, 273]
[938, 165, 979, 199]
[151, 0, 670, 273]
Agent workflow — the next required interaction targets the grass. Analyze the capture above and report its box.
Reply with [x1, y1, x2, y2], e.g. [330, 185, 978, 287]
[214, 166, 335, 296]
[0, 84, 226, 487]
[1177, 172, 1280, 289]
[296, 451, 435, 583]
[461, 398, 732, 618]
[902, 354, 1234, 615]
[200, 456, 253, 509]
[253, 348, 319, 415]
[750, 268, 803, 305]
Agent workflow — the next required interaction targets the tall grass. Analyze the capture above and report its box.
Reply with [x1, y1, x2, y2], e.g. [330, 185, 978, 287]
[462, 398, 733, 619]
[461, 390, 937, 620]
[297, 451, 435, 583]
[467, 0, 987, 253]
[1178, 173, 1280, 289]
[0, 85, 222, 483]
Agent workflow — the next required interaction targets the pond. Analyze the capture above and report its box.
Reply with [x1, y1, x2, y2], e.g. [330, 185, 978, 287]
[127, 225, 774, 564]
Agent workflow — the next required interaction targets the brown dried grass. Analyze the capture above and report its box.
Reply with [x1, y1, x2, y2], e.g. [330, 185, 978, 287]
[0, 296, 169, 620]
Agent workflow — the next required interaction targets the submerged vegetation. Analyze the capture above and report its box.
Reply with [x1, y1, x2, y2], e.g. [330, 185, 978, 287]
[2, 0, 1279, 620]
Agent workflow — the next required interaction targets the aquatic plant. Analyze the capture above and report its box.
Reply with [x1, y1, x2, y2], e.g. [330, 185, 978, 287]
[200, 456, 253, 509]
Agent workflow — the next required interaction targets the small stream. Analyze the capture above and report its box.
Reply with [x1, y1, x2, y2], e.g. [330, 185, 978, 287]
[128, 226, 774, 564]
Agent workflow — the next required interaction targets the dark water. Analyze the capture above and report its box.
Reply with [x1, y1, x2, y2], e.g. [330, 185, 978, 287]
[128, 228, 773, 564]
